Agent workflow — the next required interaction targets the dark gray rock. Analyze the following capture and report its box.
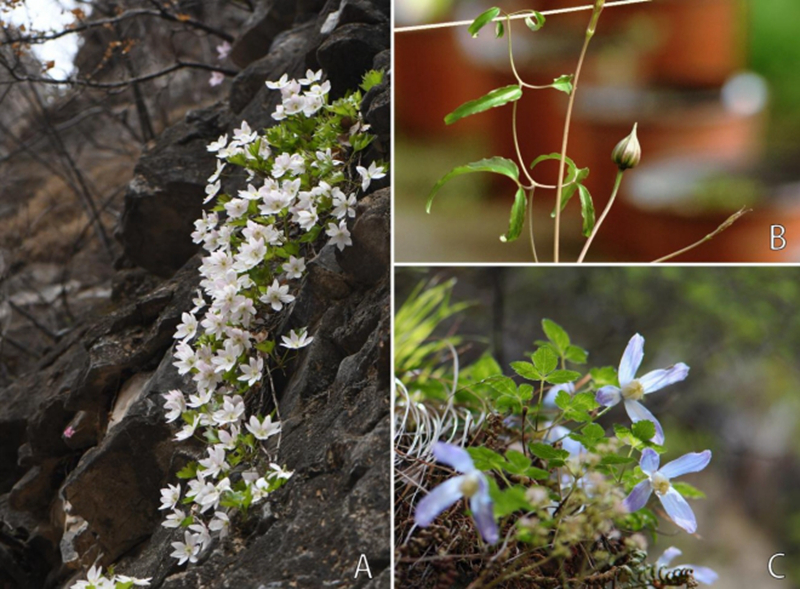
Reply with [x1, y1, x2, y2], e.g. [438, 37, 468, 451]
[118, 105, 231, 278]
[229, 0, 299, 68]
[338, 189, 389, 286]
[317, 24, 389, 99]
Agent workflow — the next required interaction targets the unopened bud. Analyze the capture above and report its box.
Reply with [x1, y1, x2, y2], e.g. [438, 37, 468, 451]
[611, 122, 641, 170]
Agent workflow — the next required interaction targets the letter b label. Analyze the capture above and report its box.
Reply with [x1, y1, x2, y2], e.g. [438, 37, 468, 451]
[771, 225, 786, 251]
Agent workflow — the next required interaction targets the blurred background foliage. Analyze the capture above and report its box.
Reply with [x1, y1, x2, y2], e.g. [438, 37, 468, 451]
[396, 266, 800, 587]
[395, 0, 800, 262]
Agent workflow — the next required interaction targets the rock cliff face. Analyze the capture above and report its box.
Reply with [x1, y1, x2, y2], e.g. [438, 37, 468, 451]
[0, 1, 390, 588]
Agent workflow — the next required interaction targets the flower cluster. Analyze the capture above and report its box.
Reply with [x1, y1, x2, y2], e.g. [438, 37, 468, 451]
[159, 69, 387, 566]
[69, 565, 150, 589]
[406, 319, 716, 586]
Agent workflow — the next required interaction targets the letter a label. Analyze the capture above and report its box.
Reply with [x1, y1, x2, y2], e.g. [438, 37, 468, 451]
[354, 554, 372, 579]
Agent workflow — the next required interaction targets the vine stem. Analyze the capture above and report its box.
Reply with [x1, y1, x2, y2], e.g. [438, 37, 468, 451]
[554, 3, 602, 262]
[528, 187, 539, 262]
[393, 0, 652, 33]
[651, 207, 750, 262]
[578, 169, 624, 262]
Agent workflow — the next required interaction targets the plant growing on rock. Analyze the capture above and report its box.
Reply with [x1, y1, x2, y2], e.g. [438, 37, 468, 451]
[69, 67, 386, 584]
[419, 1, 746, 263]
[395, 282, 717, 588]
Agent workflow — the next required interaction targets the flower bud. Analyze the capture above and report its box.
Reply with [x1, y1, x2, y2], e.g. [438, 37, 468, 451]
[611, 122, 641, 170]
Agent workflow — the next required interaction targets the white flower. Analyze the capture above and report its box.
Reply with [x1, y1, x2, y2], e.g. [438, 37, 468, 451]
[159, 483, 181, 511]
[162, 390, 186, 423]
[211, 340, 242, 374]
[175, 415, 201, 441]
[198, 445, 230, 479]
[260, 279, 295, 312]
[208, 160, 226, 184]
[299, 69, 323, 85]
[332, 189, 357, 219]
[326, 220, 352, 251]
[217, 424, 240, 450]
[207, 134, 228, 153]
[258, 139, 271, 160]
[283, 256, 306, 280]
[170, 530, 201, 565]
[266, 74, 290, 90]
[204, 180, 221, 204]
[173, 342, 198, 375]
[271, 104, 287, 121]
[238, 356, 263, 386]
[295, 208, 319, 232]
[268, 463, 293, 481]
[245, 414, 281, 440]
[209, 71, 225, 87]
[356, 161, 386, 192]
[212, 395, 245, 425]
[174, 312, 198, 341]
[280, 329, 314, 349]
[187, 388, 213, 409]
[198, 477, 231, 512]
[224, 198, 249, 219]
[232, 120, 258, 146]
[162, 508, 185, 529]
[283, 93, 306, 116]
[191, 290, 206, 314]
[250, 477, 271, 502]
[237, 183, 261, 201]
[216, 41, 231, 61]
[209, 511, 231, 537]
[115, 575, 152, 586]
[234, 237, 266, 272]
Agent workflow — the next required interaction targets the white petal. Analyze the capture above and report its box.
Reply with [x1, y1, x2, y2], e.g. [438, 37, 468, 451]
[659, 450, 711, 479]
[432, 442, 475, 473]
[414, 476, 465, 527]
[596, 386, 622, 407]
[657, 546, 682, 568]
[640, 448, 660, 475]
[659, 486, 697, 533]
[619, 334, 645, 385]
[639, 363, 689, 393]
[624, 400, 665, 445]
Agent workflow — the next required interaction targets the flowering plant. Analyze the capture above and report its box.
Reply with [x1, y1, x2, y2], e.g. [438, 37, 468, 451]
[422, 2, 746, 263]
[70, 68, 386, 584]
[395, 282, 716, 588]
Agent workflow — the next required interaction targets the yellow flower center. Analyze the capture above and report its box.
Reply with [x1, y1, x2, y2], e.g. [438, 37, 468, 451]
[460, 472, 481, 498]
[651, 472, 670, 496]
[622, 379, 645, 401]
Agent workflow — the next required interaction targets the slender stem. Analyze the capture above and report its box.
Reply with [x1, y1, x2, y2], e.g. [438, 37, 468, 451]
[506, 15, 552, 91]
[512, 99, 536, 188]
[578, 169, 624, 263]
[393, 0, 652, 33]
[528, 187, 539, 262]
[553, 6, 601, 261]
[652, 207, 750, 263]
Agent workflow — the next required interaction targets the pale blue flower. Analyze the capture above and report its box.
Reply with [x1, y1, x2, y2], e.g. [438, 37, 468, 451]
[623, 448, 711, 534]
[656, 547, 718, 585]
[595, 334, 689, 444]
[414, 442, 499, 544]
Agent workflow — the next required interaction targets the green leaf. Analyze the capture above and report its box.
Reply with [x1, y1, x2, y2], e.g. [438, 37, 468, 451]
[565, 345, 588, 364]
[542, 319, 570, 353]
[495, 20, 504, 38]
[505, 450, 532, 474]
[500, 186, 527, 243]
[427, 157, 520, 213]
[578, 184, 596, 237]
[511, 361, 542, 381]
[545, 370, 581, 385]
[555, 390, 572, 410]
[599, 454, 637, 466]
[360, 69, 384, 92]
[551, 74, 574, 95]
[524, 10, 546, 31]
[444, 85, 523, 125]
[255, 340, 275, 355]
[469, 7, 501, 37]
[632, 420, 656, 443]
[591, 366, 618, 387]
[672, 482, 707, 499]
[467, 446, 508, 472]
[176, 462, 198, 479]
[530, 152, 589, 214]
[582, 423, 605, 441]
[532, 346, 558, 376]
[529, 442, 569, 462]
[488, 480, 532, 518]
[525, 466, 551, 480]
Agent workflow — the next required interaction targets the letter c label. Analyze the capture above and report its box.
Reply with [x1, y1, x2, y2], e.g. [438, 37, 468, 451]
[769, 553, 786, 580]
